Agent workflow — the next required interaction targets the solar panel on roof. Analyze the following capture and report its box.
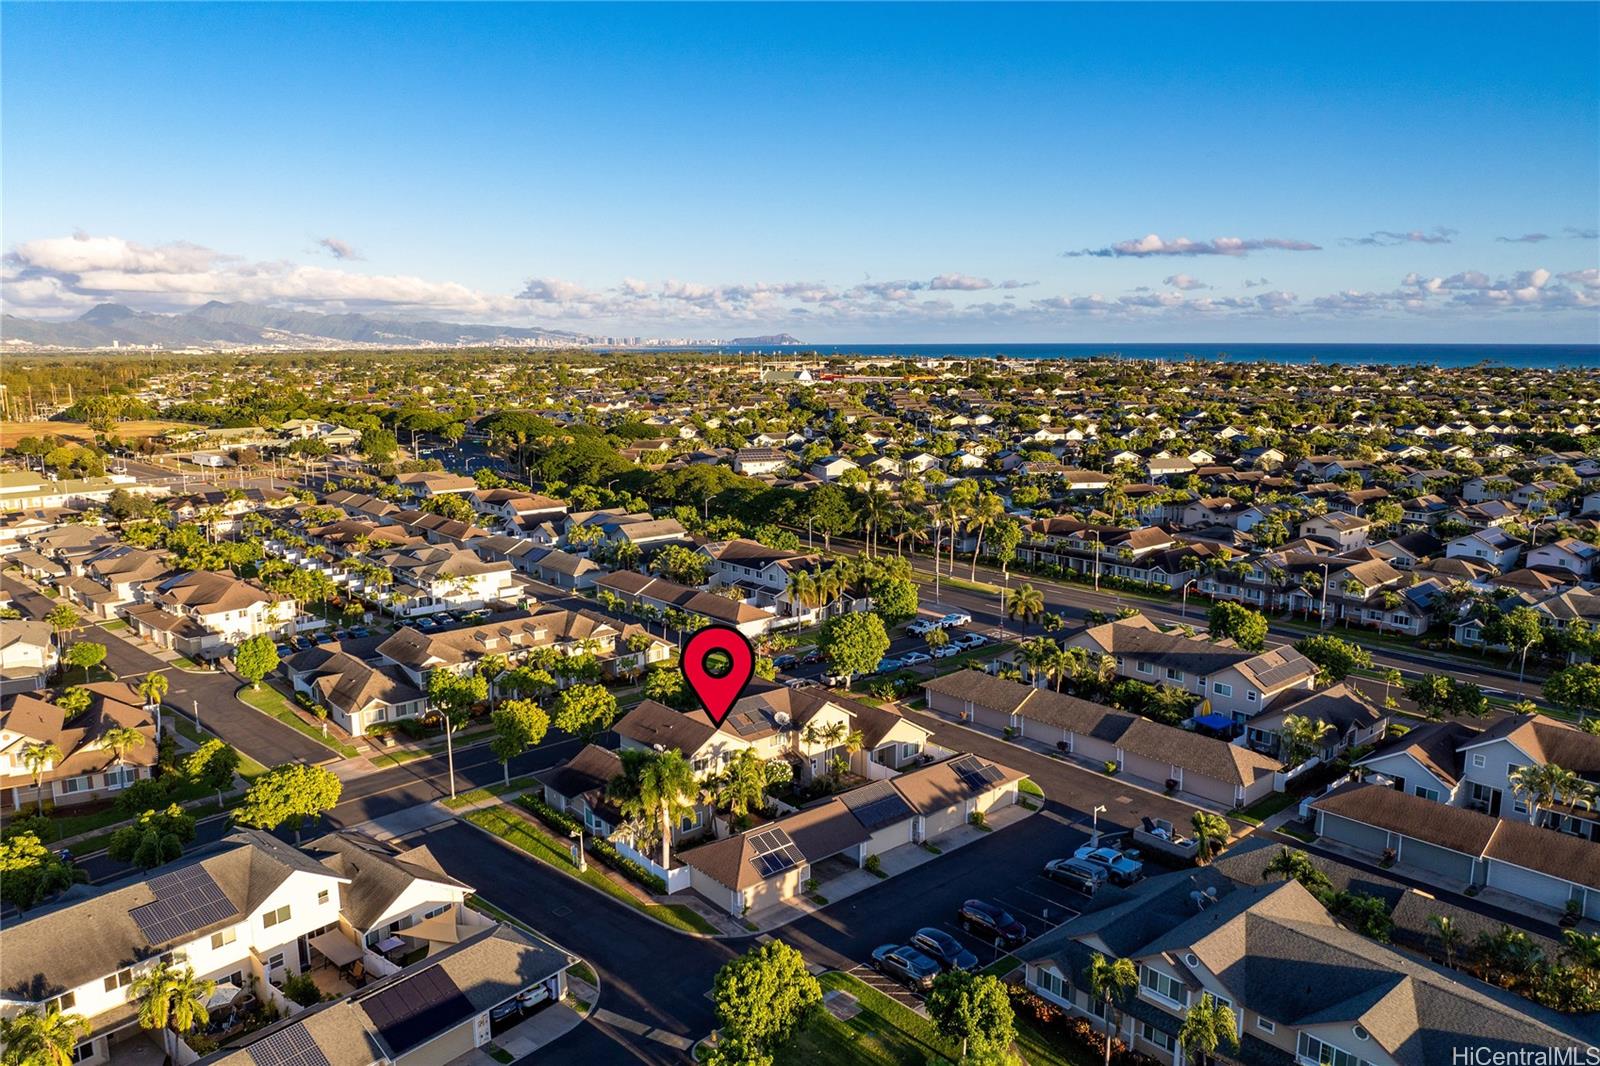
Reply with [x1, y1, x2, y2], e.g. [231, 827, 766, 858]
[131, 867, 238, 946]
[360, 967, 475, 1054]
[848, 794, 911, 831]
[248, 1024, 331, 1066]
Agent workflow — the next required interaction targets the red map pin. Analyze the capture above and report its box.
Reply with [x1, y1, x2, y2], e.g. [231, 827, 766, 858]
[680, 625, 756, 726]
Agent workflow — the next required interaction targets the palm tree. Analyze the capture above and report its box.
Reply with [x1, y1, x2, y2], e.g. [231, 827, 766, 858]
[1510, 763, 1593, 826]
[1278, 714, 1334, 766]
[1008, 583, 1044, 628]
[861, 486, 890, 558]
[136, 670, 169, 732]
[1558, 930, 1600, 993]
[478, 653, 509, 711]
[132, 961, 215, 1059]
[1179, 993, 1239, 1066]
[100, 725, 146, 786]
[21, 741, 62, 815]
[1085, 952, 1138, 1066]
[968, 491, 1005, 580]
[0, 1007, 90, 1066]
[622, 749, 699, 870]
[1430, 914, 1464, 969]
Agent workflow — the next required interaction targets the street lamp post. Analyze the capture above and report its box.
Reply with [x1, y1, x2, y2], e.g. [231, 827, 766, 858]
[192, 698, 201, 733]
[569, 828, 586, 872]
[1180, 575, 1198, 619]
[1091, 803, 1107, 844]
[1318, 563, 1331, 630]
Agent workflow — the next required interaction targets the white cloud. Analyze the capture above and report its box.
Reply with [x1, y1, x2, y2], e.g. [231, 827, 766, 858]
[317, 237, 362, 260]
[1344, 227, 1457, 247]
[1162, 273, 1209, 291]
[1064, 233, 1321, 258]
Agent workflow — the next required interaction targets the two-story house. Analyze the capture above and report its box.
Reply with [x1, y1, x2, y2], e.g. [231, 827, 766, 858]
[124, 570, 297, 658]
[0, 683, 158, 810]
[1446, 528, 1525, 571]
[1018, 868, 1587, 1066]
[369, 546, 520, 616]
[0, 620, 57, 695]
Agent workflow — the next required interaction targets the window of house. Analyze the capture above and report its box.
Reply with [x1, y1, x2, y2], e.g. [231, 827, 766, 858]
[44, 991, 76, 1013]
[1138, 661, 1154, 675]
[60, 775, 91, 795]
[1138, 1022, 1174, 1052]
[1471, 753, 1486, 769]
[1213, 682, 1233, 697]
[104, 968, 135, 994]
[317, 889, 330, 906]
[1038, 968, 1067, 1001]
[211, 927, 237, 950]
[1297, 1032, 1375, 1066]
[267, 952, 285, 973]
[1166, 667, 1184, 681]
[1413, 786, 1440, 802]
[1257, 1017, 1276, 1034]
[1138, 965, 1187, 1007]
[262, 904, 292, 928]
[1247, 690, 1258, 703]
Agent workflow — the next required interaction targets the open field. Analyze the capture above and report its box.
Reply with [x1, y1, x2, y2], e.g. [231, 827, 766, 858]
[0, 419, 201, 448]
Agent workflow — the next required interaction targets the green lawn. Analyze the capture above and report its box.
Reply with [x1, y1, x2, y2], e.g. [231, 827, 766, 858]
[99, 619, 129, 633]
[441, 777, 536, 810]
[368, 749, 430, 769]
[981, 955, 1019, 978]
[775, 972, 960, 1066]
[462, 806, 717, 935]
[236, 684, 358, 758]
[1234, 789, 1301, 826]
[1018, 778, 1044, 799]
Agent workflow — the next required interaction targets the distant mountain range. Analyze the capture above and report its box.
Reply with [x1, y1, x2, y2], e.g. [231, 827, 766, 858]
[728, 334, 803, 346]
[0, 301, 715, 351]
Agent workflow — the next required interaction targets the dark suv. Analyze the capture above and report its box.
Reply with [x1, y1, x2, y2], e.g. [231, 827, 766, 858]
[909, 927, 979, 971]
[958, 899, 1027, 947]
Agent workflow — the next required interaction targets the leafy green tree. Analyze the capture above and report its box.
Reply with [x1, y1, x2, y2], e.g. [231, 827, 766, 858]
[427, 669, 488, 798]
[796, 484, 856, 553]
[818, 611, 890, 688]
[989, 517, 1022, 577]
[652, 543, 712, 586]
[1179, 993, 1239, 1066]
[136, 670, 169, 709]
[1546, 664, 1600, 722]
[234, 763, 342, 841]
[1430, 914, 1464, 969]
[0, 1006, 90, 1066]
[490, 698, 550, 785]
[1007, 582, 1044, 626]
[927, 969, 1016, 1062]
[184, 738, 241, 805]
[1207, 602, 1267, 651]
[1292, 633, 1373, 683]
[359, 427, 398, 462]
[60, 641, 106, 680]
[712, 749, 789, 823]
[642, 663, 692, 710]
[1499, 606, 1546, 681]
[0, 833, 79, 910]
[108, 804, 196, 869]
[46, 604, 79, 645]
[1405, 674, 1454, 719]
[866, 575, 918, 626]
[710, 942, 822, 1063]
[421, 491, 475, 523]
[234, 633, 280, 689]
[553, 682, 620, 740]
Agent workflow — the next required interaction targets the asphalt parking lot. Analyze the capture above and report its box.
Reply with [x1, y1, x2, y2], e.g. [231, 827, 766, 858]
[846, 859, 1091, 1007]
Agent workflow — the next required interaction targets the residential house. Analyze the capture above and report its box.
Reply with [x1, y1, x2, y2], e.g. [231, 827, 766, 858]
[1527, 537, 1600, 579]
[1017, 865, 1590, 1066]
[0, 683, 157, 810]
[1298, 512, 1373, 551]
[0, 620, 57, 694]
[124, 570, 297, 658]
[1446, 528, 1525, 571]
[284, 648, 427, 738]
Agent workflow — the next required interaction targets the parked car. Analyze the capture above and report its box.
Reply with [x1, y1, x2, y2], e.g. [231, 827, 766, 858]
[801, 651, 826, 665]
[772, 654, 800, 670]
[783, 677, 819, 690]
[292, 635, 314, 651]
[349, 626, 372, 639]
[901, 651, 931, 666]
[957, 899, 1027, 947]
[952, 632, 988, 649]
[907, 618, 941, 636]
[939, 612, 974, 628]
[1073, 845, 1144, 884]
[416, 617, 439, 631]
[1043, 858, 1105, 895]
[435, 613, 458, 626]
[489, 998, 523, 1024]
[871, 944, 942, 990]
[275, 644, 294, 660]
[909, 927, 979, 971]
[931, 643, 960, 658]
[874, 658, 906, 674]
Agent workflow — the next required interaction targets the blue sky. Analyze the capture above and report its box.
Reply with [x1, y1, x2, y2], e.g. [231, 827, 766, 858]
[3, 2, 1597, 342]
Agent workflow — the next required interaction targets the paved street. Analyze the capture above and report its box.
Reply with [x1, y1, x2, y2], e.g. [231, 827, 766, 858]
[411, 785, 1101, 1064]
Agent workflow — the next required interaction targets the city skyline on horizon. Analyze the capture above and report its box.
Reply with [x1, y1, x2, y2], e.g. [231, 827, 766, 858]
[2, 2, 1597, 344]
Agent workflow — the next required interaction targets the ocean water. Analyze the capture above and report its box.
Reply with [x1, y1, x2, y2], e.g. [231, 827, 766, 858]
[644, 342, 1600, 369]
